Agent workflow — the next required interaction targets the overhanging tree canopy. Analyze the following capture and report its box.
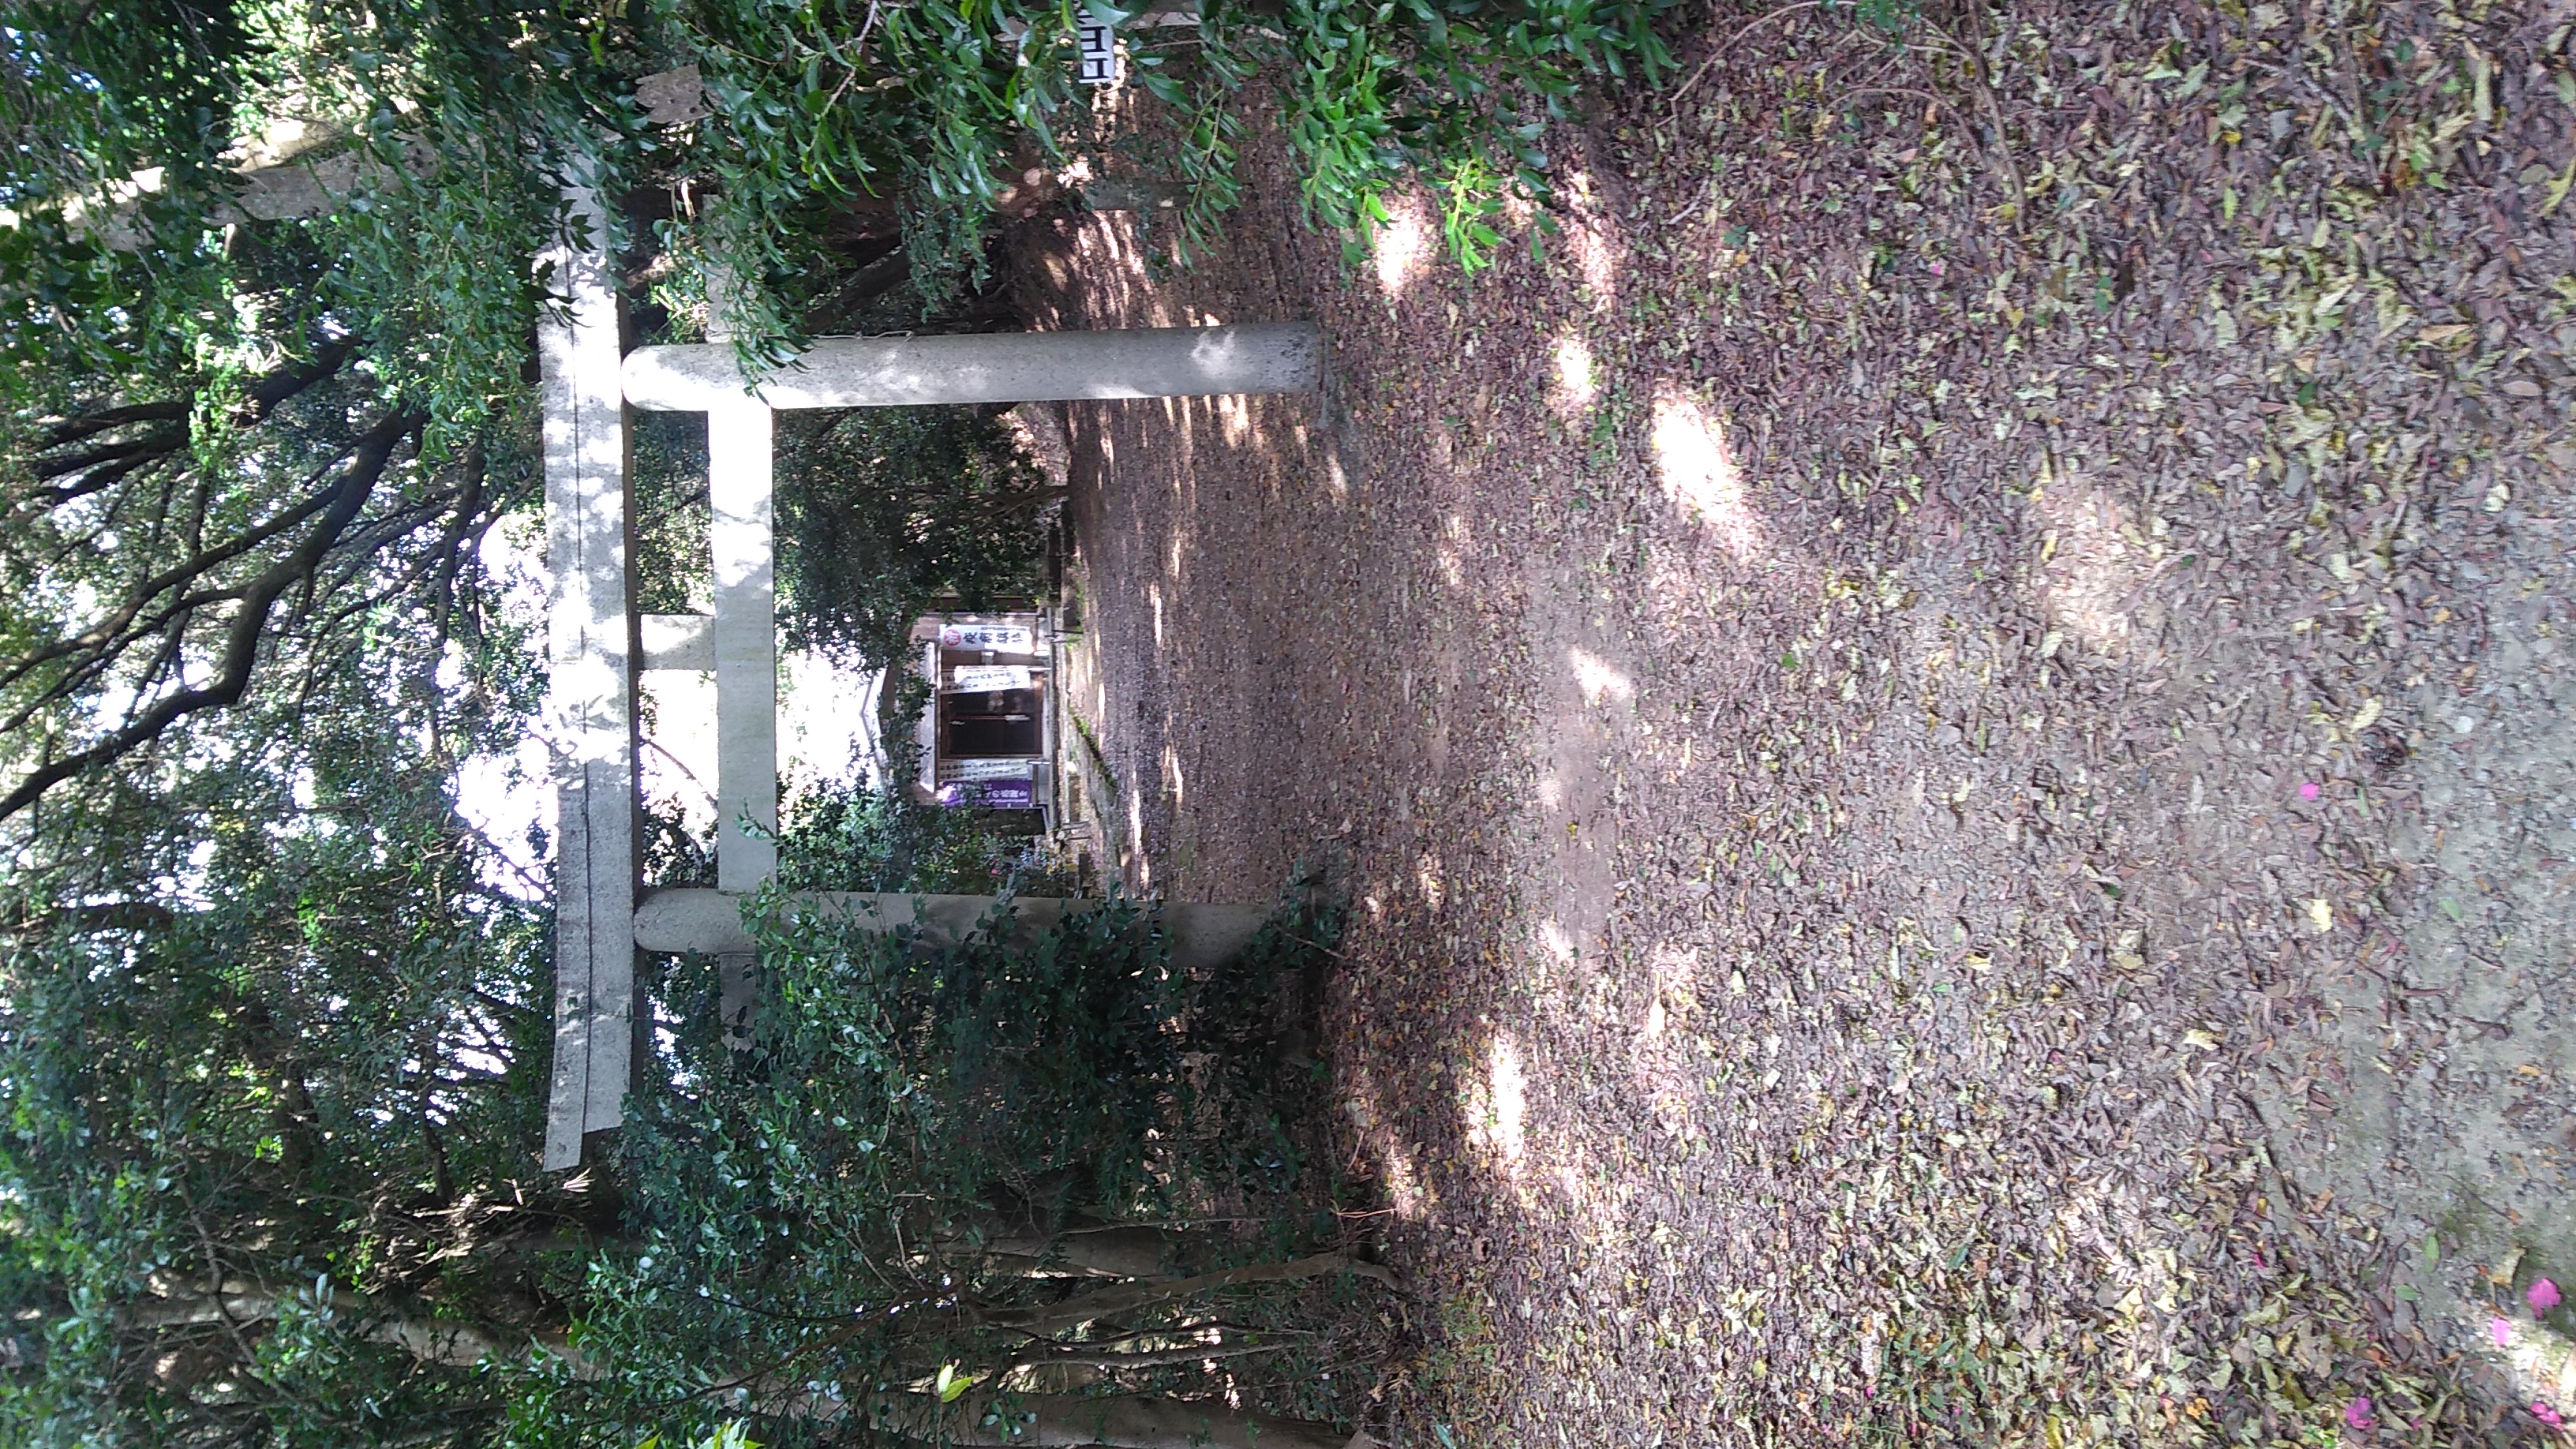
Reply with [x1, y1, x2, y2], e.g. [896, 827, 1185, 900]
[0, 1, 1678, 1442]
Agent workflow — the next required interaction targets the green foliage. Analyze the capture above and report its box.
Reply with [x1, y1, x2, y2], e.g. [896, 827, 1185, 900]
[0, 4, 623, 828]
[650, 773, 1066, 909]
[529, 896, 1190, 1443]
[0, 2, 258, 200]
[472, 888, 1355, 1446]
[0, 661, 558, 1445]
[0, 3, 627, 432]
[630, 404, 1053, 672]
[774, 406, 1055, 670]
[777, 779, 1065, 897]
[631, 410, 717, 617]
[650, 0, 1093, 338]
[1260, 0, 1678, 275]
[649, 0, 1686, 339]
[1844, 0, 1920, 34]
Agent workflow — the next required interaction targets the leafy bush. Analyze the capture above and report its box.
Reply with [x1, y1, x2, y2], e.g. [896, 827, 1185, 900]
[518, 890, 1366, 1447]
[0, 683, 560, 1446]
[776, 778, 1069, 896]
[1245, 0, 1679, 273]
[644, 0, 1686, 342]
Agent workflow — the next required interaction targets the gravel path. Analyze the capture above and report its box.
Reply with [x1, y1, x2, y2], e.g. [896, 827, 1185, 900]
[1021, 4, 2576, 1440]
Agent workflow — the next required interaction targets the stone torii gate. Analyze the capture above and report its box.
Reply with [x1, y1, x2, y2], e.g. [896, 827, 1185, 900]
[538, 193, 1319, 1169]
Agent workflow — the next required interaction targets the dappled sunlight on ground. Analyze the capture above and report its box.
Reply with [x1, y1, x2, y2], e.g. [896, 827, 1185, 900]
[1215, 390, 1255, 448]
[1650, 386, 1765, 563]
[1548, 332, 1597, 417]
[1369, 195, 1434, 300]
[1464, 1032, 1528, 1168]
[2488, 1316, 2576, 1418]
[2026, 461, 2171, 661]
[1021, 37, 2576, 1440]
[1567, 646, 1632, 708]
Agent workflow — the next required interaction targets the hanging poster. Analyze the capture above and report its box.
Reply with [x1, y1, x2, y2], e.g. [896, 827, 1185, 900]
[950, 664, 1035, 692]
[940, 622, 1037, 653]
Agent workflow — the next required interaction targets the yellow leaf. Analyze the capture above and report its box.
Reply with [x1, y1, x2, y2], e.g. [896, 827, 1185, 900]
[2351, 698, 2381, 732]
[2305, 898, 2333, 934]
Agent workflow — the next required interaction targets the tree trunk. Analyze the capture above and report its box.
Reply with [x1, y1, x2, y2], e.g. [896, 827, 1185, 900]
[980, 1253, 1392, 1339]
[118, 1284, 601, 1377]
[954, 1213, 1197, 1279]
[829, 1391, 1362, 1449]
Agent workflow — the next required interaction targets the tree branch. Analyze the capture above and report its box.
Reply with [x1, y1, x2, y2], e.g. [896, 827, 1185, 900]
[34, 398, 188, 451]
[13, 341, 355, 517]
[0, 447, 357, 700]
[0, 408, 422, 820]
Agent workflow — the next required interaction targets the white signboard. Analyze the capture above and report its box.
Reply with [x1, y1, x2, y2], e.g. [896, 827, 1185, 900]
[951, 665, 1033, 692]
[1076, 17, 1118, 84]
[940, 622, 1036, 653]
[948, 757, 1035, 781]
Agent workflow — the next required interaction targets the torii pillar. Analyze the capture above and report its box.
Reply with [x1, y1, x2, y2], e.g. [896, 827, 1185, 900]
[538, 200, 1320, 1169]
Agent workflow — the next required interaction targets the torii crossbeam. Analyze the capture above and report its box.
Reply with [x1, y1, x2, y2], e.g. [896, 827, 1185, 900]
[538, 191, 1320, 1168]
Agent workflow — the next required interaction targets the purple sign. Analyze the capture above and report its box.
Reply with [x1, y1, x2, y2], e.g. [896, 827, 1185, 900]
[978, 778, 1037, 810]
[938, 777, 1038, 809]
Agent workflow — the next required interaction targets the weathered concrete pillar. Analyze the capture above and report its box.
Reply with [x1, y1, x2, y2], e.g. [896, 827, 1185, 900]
[707, 395, 775, 1050]
[632, 889, 1270, 978]
[707, 399, 779, 889]
[621, 324, 1323, 412]
[540, 185, 638, 1171]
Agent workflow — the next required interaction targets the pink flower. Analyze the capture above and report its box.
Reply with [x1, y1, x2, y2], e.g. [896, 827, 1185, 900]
[2534, 1401, 2567, 1428]
[2344, 1397, 2375, 1430]
[2299, 781, 2321, 801]
[2496, 1316, 2517, 1347]
[2533, 1278, 2563, 1314]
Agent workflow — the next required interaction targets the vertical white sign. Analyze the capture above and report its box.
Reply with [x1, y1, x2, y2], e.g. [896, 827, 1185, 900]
[1076, 14, 1118, 84]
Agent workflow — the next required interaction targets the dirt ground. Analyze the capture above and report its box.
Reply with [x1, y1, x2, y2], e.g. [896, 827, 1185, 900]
[1021, 2, 2576, 1442]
